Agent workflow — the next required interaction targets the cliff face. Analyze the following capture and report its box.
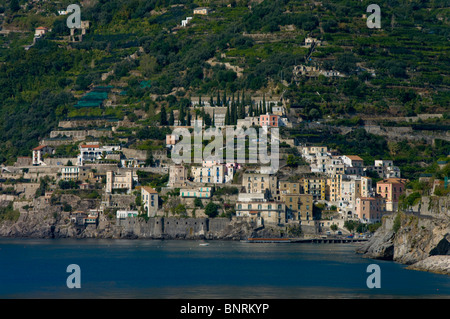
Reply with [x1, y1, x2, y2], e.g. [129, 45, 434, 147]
[356, 212, 450, 275]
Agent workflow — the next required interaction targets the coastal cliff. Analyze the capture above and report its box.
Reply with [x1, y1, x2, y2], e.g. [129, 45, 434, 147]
[356, 211, 450, 275]
[0, 195, 297, 241]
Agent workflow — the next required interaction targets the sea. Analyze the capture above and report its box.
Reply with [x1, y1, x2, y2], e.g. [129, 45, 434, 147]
[0, 238, 448, 299]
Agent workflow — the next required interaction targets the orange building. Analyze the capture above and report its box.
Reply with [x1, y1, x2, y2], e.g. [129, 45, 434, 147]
[259, 114, 279, 128]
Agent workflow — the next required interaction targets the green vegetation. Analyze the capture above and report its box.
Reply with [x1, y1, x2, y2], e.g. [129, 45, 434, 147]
[343, 220, 380, 233]
[0, 202, 20, 222]
[204, 201, 220, 218]
[393, 212, 403, 233]
[0, 0, 447, 166]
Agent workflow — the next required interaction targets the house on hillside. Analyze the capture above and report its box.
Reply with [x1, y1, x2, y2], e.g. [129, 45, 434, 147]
[34, 27, 48, 38]
[32, 145, 54, 166]
[193, 7, 211, 15]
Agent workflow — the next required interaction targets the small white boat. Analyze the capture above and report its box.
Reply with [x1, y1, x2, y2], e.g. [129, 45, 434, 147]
[199, 243, 209, 246]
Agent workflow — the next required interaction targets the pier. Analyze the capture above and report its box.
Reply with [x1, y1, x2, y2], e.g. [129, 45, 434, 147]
[242, 237, 369, 244]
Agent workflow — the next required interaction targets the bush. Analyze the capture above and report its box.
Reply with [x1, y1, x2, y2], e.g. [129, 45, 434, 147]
[0, 202, 20, 222]
[393, 213, 403, 233]
[204, 202, 220, 218]
[194, 198, 203, 208]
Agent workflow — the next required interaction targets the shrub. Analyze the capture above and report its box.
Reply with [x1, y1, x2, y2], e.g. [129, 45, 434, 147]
[393, 213, 403, 233]
[204, 202, 220, 218]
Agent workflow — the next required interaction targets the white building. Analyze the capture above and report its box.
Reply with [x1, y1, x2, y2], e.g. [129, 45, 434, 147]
[181, 17, 192, 27]
[34, 27, 48, 38]
[61, 166, 79, 181]
[191, 163, 234, 184]
[369, 160, 401, 178]
[116, 210, 139, 219]
[141, 186, 159, 217]
[32, 145, 54, 165]
[180, 187, 212, 199]
[77, 144, 121, 166]
[342, 155, 364, 175]
[106, 170, 136, 194]
[338, 175, 372, 218]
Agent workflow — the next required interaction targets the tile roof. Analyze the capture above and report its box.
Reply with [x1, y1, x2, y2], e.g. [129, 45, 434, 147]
[141, 186, 158, 194]
[33, 145, 48, 151]
[345, 155, 364, 161]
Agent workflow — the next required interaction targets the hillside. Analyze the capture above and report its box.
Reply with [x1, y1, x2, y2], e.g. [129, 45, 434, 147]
[0, 0, 448, 165]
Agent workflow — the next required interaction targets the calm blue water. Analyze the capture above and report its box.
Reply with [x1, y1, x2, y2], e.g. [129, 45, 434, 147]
[0, 238, 448, 299]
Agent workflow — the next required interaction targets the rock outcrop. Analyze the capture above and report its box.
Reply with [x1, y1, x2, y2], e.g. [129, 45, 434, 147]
[357, 211, 450, 275]
[407, 256, 450, 275]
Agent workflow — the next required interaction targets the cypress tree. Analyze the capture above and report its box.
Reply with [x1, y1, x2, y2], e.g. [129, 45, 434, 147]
[169, 110, 175, 125]
[187, 112, 192, 126]
[179, 105, 185, 126]
[160, 105, 168, 125]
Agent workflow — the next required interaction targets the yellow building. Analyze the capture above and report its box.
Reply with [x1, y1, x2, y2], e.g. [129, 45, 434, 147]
[279, 181, 302, 195]
[242, 173, 277, 198]
[302, 176, 326, 200]
[235, 201, 286, 225]
[280, 193, 313, 221]
[326, 174, 342, 202]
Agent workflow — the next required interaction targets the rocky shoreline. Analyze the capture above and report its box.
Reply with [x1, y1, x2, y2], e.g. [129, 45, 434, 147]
[0, 196, 296, 241]
[356, 212, 450, 276]
[406, 256, 450, 275]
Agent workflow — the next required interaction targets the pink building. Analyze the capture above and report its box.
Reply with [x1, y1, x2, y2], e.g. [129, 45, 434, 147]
[376, 178, 408, 211]
[356, 197, 385, 223]
[259, 114, 279, 128]
[166, 134, 179, 146]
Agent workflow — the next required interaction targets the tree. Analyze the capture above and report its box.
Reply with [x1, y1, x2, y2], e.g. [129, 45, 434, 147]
[140, 54, 158, 77]
[204, 201, 219, 218]
[194, 198, 203, 208]
[10, 0, 20, 12]
[169, 110, 175, 125]
[330, 224, 338, 233]
[160, 105, 168, 125]
[344, 220, 356, 233]
[286, 154, 301, 167]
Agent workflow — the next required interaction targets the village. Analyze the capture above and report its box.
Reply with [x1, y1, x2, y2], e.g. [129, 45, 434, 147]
[0, 93, 428, 239]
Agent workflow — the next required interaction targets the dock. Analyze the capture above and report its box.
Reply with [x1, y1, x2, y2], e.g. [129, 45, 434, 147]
[241, 237, 368, 244]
